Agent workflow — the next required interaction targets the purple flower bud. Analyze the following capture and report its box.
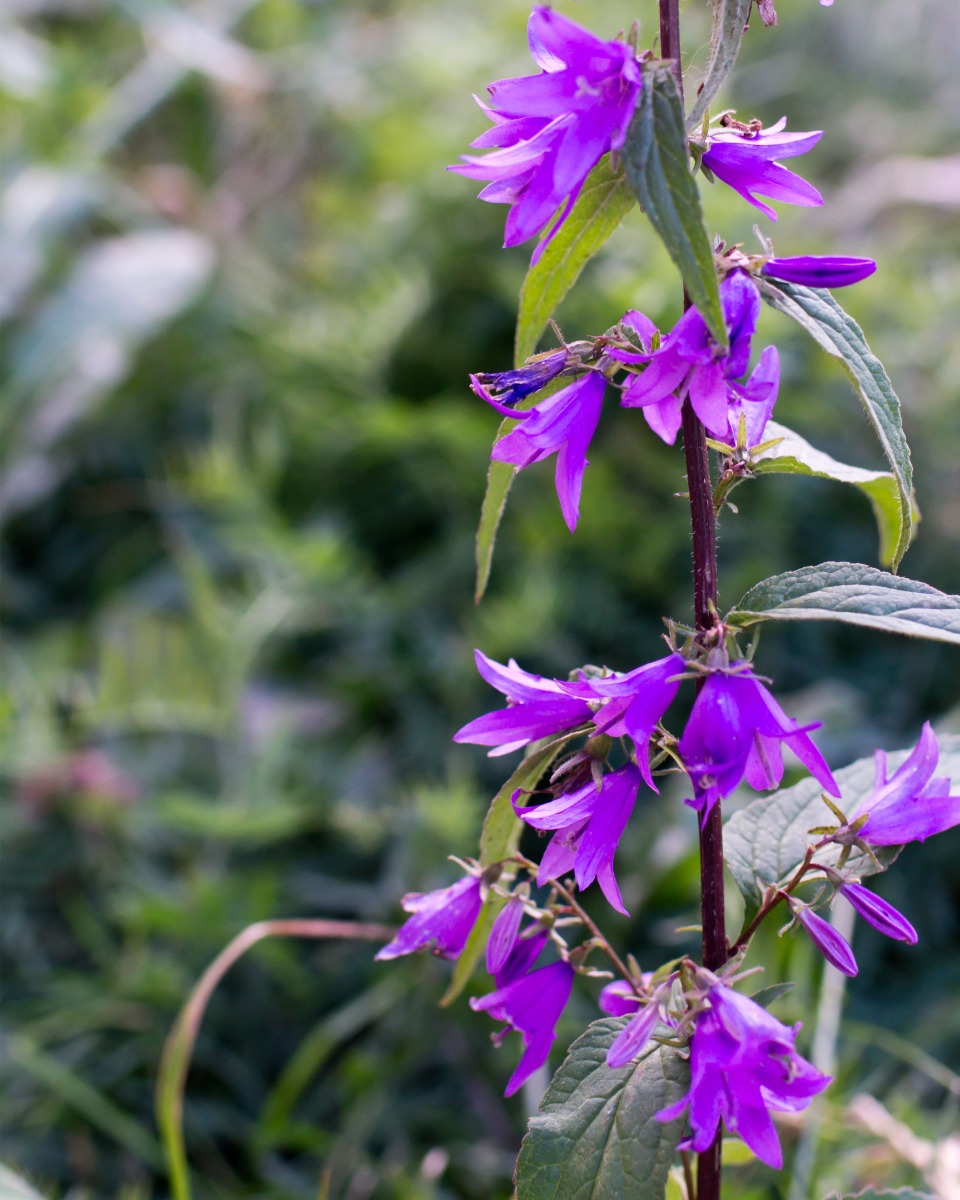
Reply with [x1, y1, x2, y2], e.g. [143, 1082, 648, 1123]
[486, 895, 526, 975]
[795, 906, 858, 977]
[606, 1001, 662, 1068]
[598, 979, 642, 1017]
[839, 882, 918, 945]
[376, 875, 483, 961]
[761, 256, 877, 288]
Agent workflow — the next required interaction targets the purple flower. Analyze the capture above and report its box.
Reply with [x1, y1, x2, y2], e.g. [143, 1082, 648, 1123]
[845, 723, 960, 846]
[375, 875, 483, 961]
[762, 255, 876, 288]
[678, 660, 839, 821]
[449, 8, 642, 261]
[581, 652, 686, 786]
[701, 117, 823, 220]
[609, 272, 778, 445]
[794, 905, 859, 977]
[515, 762, 642, 914]
[656, 984, 831, 1168]
[453, 649, 595, 756]
[599, 979, 644, 1017]
[469, 350, 568, 416]
[470, 959, 575, 1095]
[840, 882, 917, 945]
[489, 371, 606, 531]
[607, 1001, 664, 1069]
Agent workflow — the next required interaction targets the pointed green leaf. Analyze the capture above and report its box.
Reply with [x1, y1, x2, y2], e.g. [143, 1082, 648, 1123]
[516, 1017, 689, 1200]
[751, 421, 917, 568]
[758, 279, 913, 569]
[724, 738, 960, 910]
[515, 156, 635, 365]
[727, 562, 960, 645]
[831, 1191, 936, 1200]
[441, 735, 577, 1006]
[475, 457, 516, 604]
[623, 62, 726, 349]
[686, 0, 752, 131]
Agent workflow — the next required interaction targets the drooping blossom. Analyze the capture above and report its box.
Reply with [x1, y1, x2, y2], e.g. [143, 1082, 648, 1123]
[656, 983, 831, 1168]
[376, 874, 483, 961]
[488, 371, 607, 531]
[484, 896, 552, 986]
[761, 255, 876, 288]
[609, 272, 779, 446]
[453, 649, 595, 756]
[839, 882, 918, 945]
[514, 762, 642, 914]
[844, 722, 960, 846]
[469, 350, 568, 416]
[793, 904, 859, 977]
[678, 660, 839, 821]
[470, 959, 575, 1095]
[701, 117, 823, 220]
[449, 7, 642, 261]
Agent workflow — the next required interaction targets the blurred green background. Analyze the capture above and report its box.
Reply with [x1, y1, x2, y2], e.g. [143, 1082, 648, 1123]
[2, 0, 959, 1197]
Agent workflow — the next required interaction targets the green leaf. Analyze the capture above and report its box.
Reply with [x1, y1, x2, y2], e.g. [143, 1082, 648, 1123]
[686, 0, 752, 131]
[623, 62, 726, 349]
[724, 737, 960, 910]
[515, 156, 635, 365]
[516, 1017, 689, 1200]
[475, 457, 517, 604]
[830, 1192, 936, 1200]
[757, 279, 914, 569]
[749, 982, 796, 1010]
[727, 562, 960, 645]
[751, 421, 916, 568]
[441, 735, 576, 1006]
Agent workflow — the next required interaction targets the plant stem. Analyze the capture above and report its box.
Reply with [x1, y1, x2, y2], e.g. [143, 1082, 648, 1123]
[659, 1, 726, 1196]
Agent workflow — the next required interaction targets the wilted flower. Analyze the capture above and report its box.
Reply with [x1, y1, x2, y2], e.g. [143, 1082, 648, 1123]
[701, 117, 823, 220]
[515, 762, 642, 914]
[793, 904, 859, 977]
[609, 272, 779, 445]
[470, 959, 576, 1095]
[839, 882, 917, 945]
[678, 660, 839, 820]
[761, 255, 876, 288]
[376, 875, 483, 961]
[450, 7, 642, 260]
[656, 983, 831, 1168]
[469, 350, 568, 416]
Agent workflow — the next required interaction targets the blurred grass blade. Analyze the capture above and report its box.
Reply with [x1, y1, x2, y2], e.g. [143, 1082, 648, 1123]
[686, 0, 752, 131]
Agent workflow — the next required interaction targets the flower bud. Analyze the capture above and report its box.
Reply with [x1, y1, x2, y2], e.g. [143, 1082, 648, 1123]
[795, 905, 859, 976]
[839, 882, 918, 945]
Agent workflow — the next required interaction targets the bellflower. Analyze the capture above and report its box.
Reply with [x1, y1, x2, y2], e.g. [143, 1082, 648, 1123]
[609, 272, 779, 445]
[761, 255, 876, 288]
[844, 722, 960, 846]
[470, 959, 575, 1096]
[656, 984, 831, 1168]
[701, 117, 823, 220]
[488, 370, 606, 531]
[794, 905, 859, 977]
[678, 660, 839, 821]
[375, 874, 483, 961]
[839, 882, 918, 945]
[454, 649, 594, 756]
[514, 762, 642, 914]
[469, 350, 568, 416]
[449, 8, 642, 261]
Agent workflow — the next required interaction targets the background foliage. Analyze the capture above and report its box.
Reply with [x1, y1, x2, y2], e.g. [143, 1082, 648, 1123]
[2, 0, 958, 1197]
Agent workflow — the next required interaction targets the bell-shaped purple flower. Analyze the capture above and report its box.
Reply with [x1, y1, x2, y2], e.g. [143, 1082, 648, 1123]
[469, 350, 568, 416]
[794, 905, 859, 977]
[678, 660, 839, 821]
[449, 8, 642, 261]
[656, 984, 831, 1168]
[839, 882, 918, 945]
[489, 370, 606, 531]
[701, 117, 823, 220]
[761, 255, 876, 288]
[470, 959, 575, 1095]
[515, 762, 642, 914]
[609, 272, 777, 445]
[376, 874, 483, 961]
[454, 649, 595, 756]
[846, 723, 960, 846]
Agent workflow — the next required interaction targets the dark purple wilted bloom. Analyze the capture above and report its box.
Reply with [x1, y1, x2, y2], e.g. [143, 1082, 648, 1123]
[582, 652, 686, 787]
[656, 984, 831, 1168]
[515, 762, 642, 914]
[470, 959, 575, 1095]
[701, 117, 822, 220]
[454, 649, 594, 756]
[845, 723, 960, 846]
[469, 350, 568, 416]
[840, 882, 918, 945]
[449, 8, 642, 261]
[793, 905, 858, 977]
[609, 272, 779, 446]
[678, 660, 839, 821]
[762, 255, 876, 288]
[376, 874, 482, 961]
[488, 371, 606, 531]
